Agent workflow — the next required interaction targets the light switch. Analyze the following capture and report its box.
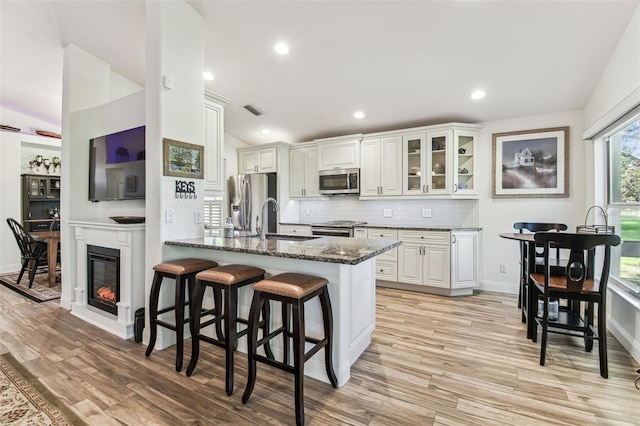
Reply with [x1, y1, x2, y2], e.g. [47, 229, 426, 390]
[165, 209, 174, 223]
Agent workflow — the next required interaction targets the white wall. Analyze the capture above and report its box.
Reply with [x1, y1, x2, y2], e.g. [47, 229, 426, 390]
[60, 44, 143, 308]
[68, 92, 146, 221]
[583, 4, 640, 135]
[478, 110, 587, 293]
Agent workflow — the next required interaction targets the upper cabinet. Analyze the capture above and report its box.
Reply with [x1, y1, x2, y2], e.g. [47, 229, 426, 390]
[316, 135, 361, 170]
[238, 146, 278, 174]
[452, 129, 477, 196]
[290, 144, 320, 198]
[402, 124, 479, 198]
[360, 136, 402, 197]
[203, 92, 229, 193]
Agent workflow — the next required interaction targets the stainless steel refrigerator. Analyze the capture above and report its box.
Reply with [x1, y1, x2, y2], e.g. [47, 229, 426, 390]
[228, 173, 277, 234]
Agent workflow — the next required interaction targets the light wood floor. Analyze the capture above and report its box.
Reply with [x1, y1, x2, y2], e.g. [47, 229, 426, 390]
[2, 285, 640, 425]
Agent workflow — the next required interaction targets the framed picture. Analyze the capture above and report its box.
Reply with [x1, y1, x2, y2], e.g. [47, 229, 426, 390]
[492, 126, 569, 198]
[163, 138, 204, 179]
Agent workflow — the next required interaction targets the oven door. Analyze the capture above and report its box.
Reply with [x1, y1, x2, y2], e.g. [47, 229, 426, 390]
[311, 227, 353, 237]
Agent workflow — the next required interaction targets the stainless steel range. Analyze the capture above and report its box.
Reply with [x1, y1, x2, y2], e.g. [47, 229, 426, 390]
[310, 220, 367, 237]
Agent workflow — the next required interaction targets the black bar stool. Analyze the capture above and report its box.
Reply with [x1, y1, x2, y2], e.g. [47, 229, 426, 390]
[242, 272, 338, 426]
[145, 258, 218, 372]
[186, 264, 273, 396]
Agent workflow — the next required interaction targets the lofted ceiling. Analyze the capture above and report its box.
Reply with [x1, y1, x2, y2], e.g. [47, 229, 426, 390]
[1, 1, 638, 145]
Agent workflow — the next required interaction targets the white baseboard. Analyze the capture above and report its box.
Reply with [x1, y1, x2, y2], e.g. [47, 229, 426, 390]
[608, 315, 640, 365]
[479, 280, 519, 294]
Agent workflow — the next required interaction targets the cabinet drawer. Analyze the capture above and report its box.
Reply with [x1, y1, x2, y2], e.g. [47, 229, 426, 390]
[399, 230, 450, 245]
[367, 229, 398, 261]
[375, 260, 397, 281]
[279, 225, 311, 236]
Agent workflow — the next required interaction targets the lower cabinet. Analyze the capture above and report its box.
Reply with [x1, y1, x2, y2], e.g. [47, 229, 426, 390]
[398, 230, 451, 288]
[367, 229, 398, 281]
[369, 228, 478, 295]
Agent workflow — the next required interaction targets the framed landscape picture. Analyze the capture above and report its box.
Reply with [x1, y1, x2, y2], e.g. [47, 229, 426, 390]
[492, 126, 569, 198]
[163, 138, 204, 179]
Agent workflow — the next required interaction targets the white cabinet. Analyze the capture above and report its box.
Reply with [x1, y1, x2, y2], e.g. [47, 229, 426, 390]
[401, 124, 480, 198]
[203, 93, 228, 192]
[360, 136, 402, 197]
[452, 129, 478, 196]
[451, 231, 478, 288]
[279, 224, 312, 236]
[402, 131, 451, 196]
[317, 136, 361, 170]
[238, 146, 277, 174]
[290, 145, 320, 198]
[398, 230, 450, 288]
[367, 229, 398, 281]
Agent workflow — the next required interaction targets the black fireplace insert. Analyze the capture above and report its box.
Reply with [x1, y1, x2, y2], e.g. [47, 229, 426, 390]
[87, 245, 120, 315]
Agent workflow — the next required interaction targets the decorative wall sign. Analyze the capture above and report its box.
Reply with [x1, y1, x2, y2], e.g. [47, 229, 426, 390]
[492, 126, 569, 198]
[163, 138, 204, 179]
[175, 180, 197, 199]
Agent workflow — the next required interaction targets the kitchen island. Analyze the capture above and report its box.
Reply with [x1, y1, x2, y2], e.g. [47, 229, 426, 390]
[165, 234, 400, 387]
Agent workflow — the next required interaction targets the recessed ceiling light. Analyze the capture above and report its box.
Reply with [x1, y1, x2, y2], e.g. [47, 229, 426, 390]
[261, 129, 270, 134]
[274, 42, 289, 55]
[203, 71, 214, 81]
[470, 90, 486, 100]
[354, 111, 365, 119]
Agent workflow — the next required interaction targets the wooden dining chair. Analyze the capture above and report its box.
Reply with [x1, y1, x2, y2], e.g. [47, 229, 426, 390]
[530, 232, 620, 378]
[513, 222, 568, 322]
[6, 218, 49, 288]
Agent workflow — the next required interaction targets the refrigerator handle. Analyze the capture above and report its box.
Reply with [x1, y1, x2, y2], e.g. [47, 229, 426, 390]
[241, 179, 251, 231]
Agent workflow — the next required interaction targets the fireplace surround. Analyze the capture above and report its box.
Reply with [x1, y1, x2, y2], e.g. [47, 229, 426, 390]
[68, 220, 145, 339]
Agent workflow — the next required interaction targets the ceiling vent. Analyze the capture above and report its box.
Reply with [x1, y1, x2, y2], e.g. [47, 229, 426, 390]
[243, 104, 265, 116]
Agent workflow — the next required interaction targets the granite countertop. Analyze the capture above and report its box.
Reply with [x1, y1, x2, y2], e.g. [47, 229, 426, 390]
[279, 221, 481, 231]
[165, 234, 401, 265]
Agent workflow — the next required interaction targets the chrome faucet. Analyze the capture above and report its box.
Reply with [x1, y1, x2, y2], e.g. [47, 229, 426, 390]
[260, 197, 279, 241]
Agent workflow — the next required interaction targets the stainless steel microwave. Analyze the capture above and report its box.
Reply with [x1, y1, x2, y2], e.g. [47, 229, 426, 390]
[319, 168, 360, 195]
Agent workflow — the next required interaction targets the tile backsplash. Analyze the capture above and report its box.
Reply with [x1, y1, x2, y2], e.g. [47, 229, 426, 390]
[297, 198, 478, 227]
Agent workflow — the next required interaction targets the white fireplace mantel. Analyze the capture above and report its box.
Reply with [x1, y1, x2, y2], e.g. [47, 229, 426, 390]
[68, 220, 145, 339]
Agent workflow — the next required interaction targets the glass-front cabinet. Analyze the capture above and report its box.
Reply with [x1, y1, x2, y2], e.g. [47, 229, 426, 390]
[402, 133, 425, 195]
[402, 130, 451, 195]
[427, 130, 451, 195]
[453, 129, 477, 196]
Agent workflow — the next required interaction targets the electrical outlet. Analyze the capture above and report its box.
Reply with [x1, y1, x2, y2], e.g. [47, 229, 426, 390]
[383, 209, 392, 218]
[305, 208, 310, 216]
[422, 208, 432, 218]
[165, 209, 174, 223]
[500, 263, 507, 273]
[194, 211, 202, 224]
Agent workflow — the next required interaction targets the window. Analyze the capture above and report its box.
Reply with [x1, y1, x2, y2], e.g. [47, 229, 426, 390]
[203, 195, 223, 236]
[607, 115, 640, 292]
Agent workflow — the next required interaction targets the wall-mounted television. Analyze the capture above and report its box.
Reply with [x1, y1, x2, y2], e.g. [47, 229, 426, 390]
[89, 126, 146, 202]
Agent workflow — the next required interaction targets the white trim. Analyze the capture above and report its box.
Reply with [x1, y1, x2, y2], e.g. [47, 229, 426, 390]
[608, 282, 640, 365]
[583, 87, 640, 139]
[479, 280, 519, 294]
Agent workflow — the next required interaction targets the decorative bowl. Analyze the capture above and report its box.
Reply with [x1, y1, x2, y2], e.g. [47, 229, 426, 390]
[109, 216, 145, 224]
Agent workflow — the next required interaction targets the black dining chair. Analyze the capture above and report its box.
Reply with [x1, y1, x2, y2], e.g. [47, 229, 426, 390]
[513, 223, 568, 326]
[530, 232, 620, 378]
[6, 218, 49, 288]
